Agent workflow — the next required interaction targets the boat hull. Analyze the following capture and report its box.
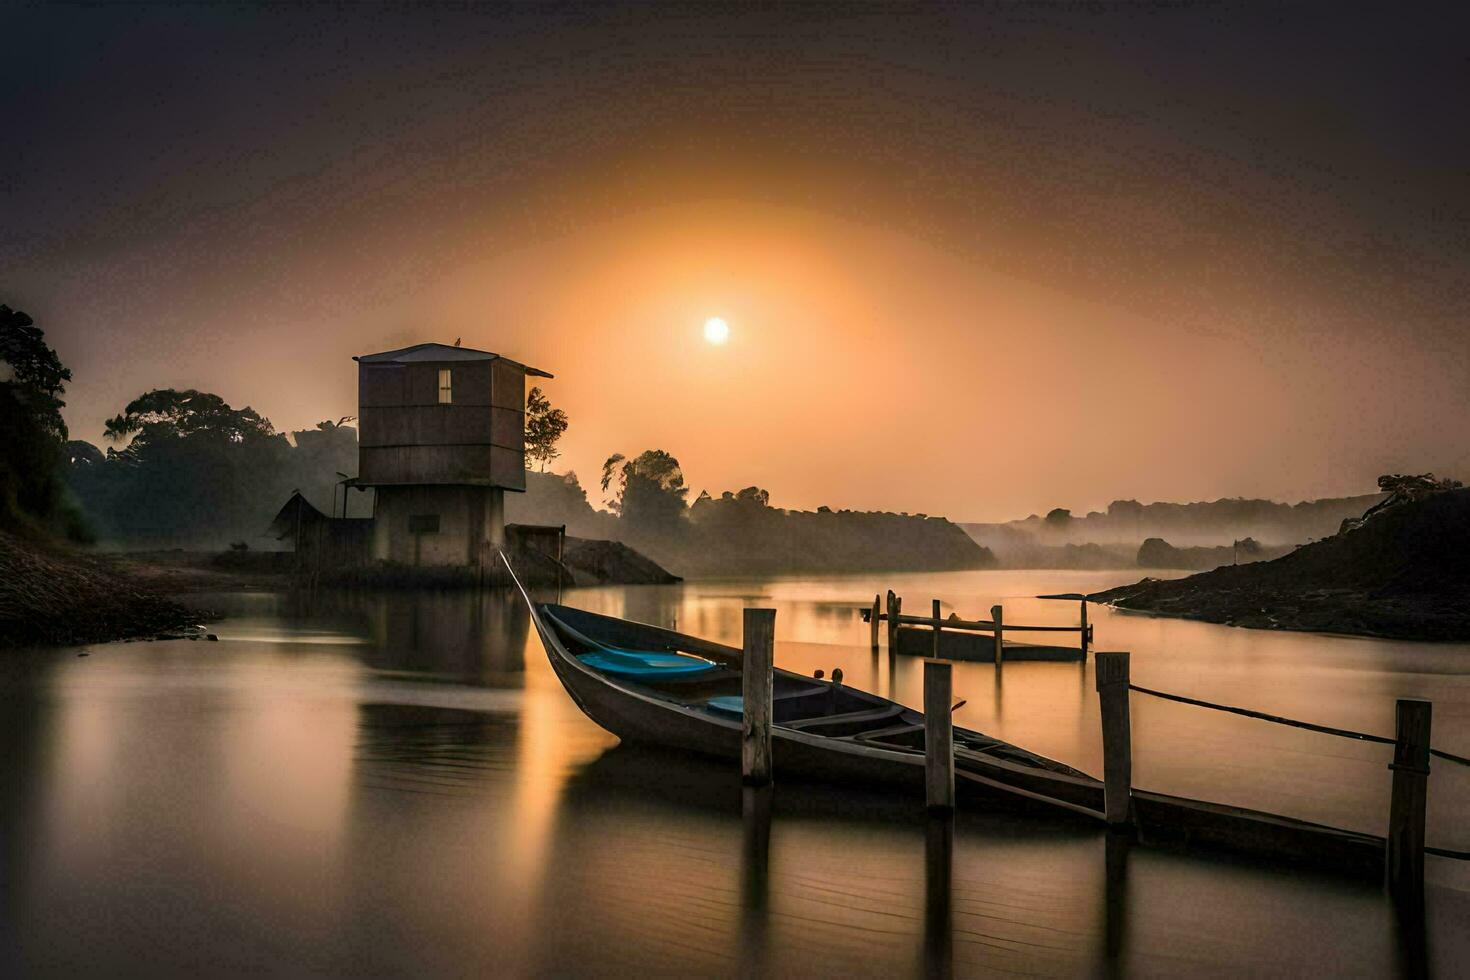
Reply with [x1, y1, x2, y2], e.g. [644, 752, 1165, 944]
[535, 603, 1106, 817]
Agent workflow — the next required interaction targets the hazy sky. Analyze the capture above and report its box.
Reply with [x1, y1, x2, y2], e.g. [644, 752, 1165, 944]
[5, 2, 1467, 521]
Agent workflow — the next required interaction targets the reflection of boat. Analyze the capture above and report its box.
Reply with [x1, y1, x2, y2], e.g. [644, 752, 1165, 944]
[506, 563, 1105, 819]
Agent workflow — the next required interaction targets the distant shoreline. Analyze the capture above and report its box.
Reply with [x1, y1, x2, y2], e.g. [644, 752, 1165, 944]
[1091, 489, 1470, 642]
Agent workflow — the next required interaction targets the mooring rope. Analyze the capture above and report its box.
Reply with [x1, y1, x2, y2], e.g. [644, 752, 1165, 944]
[1127, 683, 1394, 743]
[1122, 683, 1470, 859]
[1126, 683, 1469, 767]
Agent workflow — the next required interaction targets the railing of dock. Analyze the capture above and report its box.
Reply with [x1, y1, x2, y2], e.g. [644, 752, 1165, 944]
[860, 590, 1091, 662]
[1092, 651, 1470, 903]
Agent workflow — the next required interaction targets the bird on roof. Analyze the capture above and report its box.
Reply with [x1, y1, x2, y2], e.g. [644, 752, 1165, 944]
[453, 337, 461, 347]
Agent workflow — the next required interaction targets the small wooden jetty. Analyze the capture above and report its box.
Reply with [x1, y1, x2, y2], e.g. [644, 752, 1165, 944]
[859, 590, 1091, 662]
[849, 589, 1466, 896]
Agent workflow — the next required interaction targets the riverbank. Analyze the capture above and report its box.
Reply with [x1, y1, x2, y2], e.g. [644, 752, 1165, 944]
[0, 532, 207, 647]
[1092, 488, 1470, 641]
[1, 533, 682, 648]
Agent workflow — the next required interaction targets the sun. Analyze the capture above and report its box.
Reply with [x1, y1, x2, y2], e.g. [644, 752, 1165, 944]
[703, 316, 729, 345]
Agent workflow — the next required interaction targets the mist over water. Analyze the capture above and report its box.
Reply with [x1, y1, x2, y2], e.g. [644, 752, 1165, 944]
[2, 572, 1467, 975]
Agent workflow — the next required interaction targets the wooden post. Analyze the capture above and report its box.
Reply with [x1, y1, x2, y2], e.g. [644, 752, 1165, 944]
[742, 608, 776, 786]
[1079, 599, 1089, 659]
[870, 594, 881, 652]
[932, 598, 942, 658]
[991, 604, 1004, 665]
[924, 660, 955, 810]
[886, 590, 897, 651]
[1386, 698, 1431, 900]
[1095, 652, 1132, 827]
[892, 595, 903, 655]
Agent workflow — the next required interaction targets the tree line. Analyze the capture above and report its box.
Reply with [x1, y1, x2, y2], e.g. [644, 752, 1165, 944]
[4, 302, 991, 574]
[509, 453, 992, 577]
[1, 304, 573, 549]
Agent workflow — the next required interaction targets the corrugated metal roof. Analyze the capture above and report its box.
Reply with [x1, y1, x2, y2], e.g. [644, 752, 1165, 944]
[353, 343, 552, 377]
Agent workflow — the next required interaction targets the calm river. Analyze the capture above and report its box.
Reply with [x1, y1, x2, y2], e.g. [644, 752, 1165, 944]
[2, 570, 1467, 976]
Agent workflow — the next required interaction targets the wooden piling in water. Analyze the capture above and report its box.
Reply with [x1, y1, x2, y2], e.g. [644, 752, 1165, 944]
[991, 604, 1004, 665]
[870, 594, 881, 652]
[885, 590, 897, 650]
[932, 599, 942, 658]
[1386, 698, 1431, 901]
[892, 594, 903, 653]
[1095, 651, 1133, 827]
[742, 608, 776, 786]
[924, 660, 955, 810]
[1079, 600, 1089, 659]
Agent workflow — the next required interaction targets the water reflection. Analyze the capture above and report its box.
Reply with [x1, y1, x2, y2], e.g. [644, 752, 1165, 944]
[1102, 830, 1130, 973]
[924, 812, 953, 979]
[740, 785, 773, 977]
[1, 572, 1466, 975]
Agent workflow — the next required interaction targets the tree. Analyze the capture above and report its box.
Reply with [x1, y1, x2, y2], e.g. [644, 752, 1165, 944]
[600, 449, 689, 529]
[0, 305, 70, 442]
[0, 304, 87, 538]
[62, 388, 293, 546]
[104, 388, 275, 452]
[524, 386, 568, 471]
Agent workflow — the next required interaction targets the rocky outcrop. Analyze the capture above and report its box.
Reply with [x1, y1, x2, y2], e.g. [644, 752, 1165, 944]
[1094, 488, 1470, 640]
[1136, 535, 1292, 570]
[562, 537, 680, 585]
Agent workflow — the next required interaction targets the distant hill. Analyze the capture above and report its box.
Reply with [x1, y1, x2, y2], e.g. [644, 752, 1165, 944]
[1091, 488, 1470, 640]
[963, 492, 1385, 568]
[508, 472, 995, 578]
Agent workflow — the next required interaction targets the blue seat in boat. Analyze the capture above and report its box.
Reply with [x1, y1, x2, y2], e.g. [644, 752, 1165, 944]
[576, 647, 717, 680]
[544, 608, 718, 680]
[705, 695, 744, 715]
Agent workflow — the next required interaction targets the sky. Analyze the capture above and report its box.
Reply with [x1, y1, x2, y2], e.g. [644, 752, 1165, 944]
[4, 2, 1467, 521]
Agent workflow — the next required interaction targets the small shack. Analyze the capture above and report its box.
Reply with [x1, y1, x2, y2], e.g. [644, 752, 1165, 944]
[268, 491, 373, 568]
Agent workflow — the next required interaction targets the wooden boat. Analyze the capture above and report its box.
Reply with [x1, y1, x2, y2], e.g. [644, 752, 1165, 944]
[507, 560, 1391, 876]
[507, 564, 1106, 820]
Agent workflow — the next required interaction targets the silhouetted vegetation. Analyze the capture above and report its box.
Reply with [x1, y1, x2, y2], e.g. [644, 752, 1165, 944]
[524, 386, 568, 471]
[0, 305, 89, 540]
[64, 386, 580, 549]
[511, 450, 994, 577]
[67, 398, 362, 549]
[601, 450, 689, 530]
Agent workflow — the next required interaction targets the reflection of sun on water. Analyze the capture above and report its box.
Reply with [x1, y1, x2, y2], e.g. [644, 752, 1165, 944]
[507, 622, 619, 934]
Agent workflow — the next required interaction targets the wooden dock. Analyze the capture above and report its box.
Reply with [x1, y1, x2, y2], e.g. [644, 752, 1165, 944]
[848, 590, 1466, 895]
[860, 590, 1091, 662]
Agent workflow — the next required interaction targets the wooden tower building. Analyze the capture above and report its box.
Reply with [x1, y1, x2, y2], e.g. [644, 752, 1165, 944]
[353, 343, 552, 567]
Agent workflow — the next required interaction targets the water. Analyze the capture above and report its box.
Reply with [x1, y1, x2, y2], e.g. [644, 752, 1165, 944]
[2, 570, 1467, 976]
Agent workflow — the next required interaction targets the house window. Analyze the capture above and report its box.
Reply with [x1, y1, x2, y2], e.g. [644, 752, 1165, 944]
[438, 369, 452, 404]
